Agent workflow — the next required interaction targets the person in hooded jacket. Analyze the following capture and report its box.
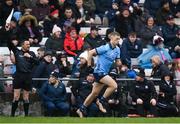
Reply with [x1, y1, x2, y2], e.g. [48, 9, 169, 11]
[157, 72, 178, 117]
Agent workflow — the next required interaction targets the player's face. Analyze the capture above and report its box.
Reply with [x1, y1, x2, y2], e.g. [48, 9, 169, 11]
[112, 35, 120, 45]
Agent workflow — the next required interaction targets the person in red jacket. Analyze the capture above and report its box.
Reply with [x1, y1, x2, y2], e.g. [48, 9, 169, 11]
[64, 27, 84, 56]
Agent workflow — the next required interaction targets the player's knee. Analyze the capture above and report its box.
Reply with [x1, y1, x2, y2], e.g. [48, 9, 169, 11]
[91, 91, 99, 98]
[111, 82, 117, 90]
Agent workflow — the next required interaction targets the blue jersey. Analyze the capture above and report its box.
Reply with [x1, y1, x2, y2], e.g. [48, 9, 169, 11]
[94, 43, 120, 74]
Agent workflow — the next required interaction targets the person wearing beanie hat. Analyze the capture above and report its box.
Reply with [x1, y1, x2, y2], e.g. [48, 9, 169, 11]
[130, 68, 158, 117]
[33, 50, 53, 89]
[45, 24, 64, 53]
[157, 72, 178, 117]
[79, 51, 88, 61]
[52, 24, 61, 34]
[39, 71, 70, 116]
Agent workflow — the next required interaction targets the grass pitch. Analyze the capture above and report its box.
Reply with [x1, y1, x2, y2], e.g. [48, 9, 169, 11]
[0, 117, 180, 123]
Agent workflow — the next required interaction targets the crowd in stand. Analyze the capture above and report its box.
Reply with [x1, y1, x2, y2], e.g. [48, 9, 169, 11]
[0, 0, 180, 117]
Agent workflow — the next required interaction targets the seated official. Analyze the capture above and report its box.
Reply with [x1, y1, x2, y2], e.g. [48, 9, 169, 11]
[130, 68, 158, 117]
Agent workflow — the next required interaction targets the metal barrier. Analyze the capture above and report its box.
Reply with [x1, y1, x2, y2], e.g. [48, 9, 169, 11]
[0, 77, 180, 81]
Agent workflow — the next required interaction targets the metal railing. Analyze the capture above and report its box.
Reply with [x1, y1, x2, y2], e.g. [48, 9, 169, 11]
[0, 77, 180, 81]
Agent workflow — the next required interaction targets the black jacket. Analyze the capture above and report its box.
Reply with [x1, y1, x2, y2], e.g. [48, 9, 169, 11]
[84, 33, 104, 50]
[151, 63, 170, 78]
[130, 78, 157, 101]
[7, 35, 39, 73]
[158, 79, 177, 103]
[121, 38, 142, 66]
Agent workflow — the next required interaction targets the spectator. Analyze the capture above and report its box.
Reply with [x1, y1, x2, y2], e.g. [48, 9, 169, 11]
[144, 0, 162, 17]
[157, 73, 178, 117]
[6, 28, 39, 116]
[71, 73, 99, 117]
[156, 0, 172, 26]
[169, 0, 180, 18]
[33, 51, 53, 89]
[45, 24, 64, 54]
[0, 17, 18, 46]
[83, 0, 96, 13]
[173, 59, 180, 106]
[138, 35, 172, 68]
[19, 0, 38, 13]
[72, 51, 92, 79]
[162, 14, 180, 50]
[106, 0, 120, 27]
[121, 32, 142, 67]
[115, 7, 134, 38]
[43, 5, 61, 37]
[39, 71, 70, 116]
[73, 0, 95, 26]
[0, 0, 18, 26]
[130, 68, 157, 117]
[119, 0, 142, 18]
[64, 27, 84, 57]
[139, 16, 162, 47]
[18, 14, 42, 46]
[83, 26, 104, 50]
[36, 46, 46, 61]
[59, 7, 75, 28]
[150, 55, 170, 80]
[32, 0, 50, 22]
[55, 53, 71, 78]
[94, 0, 113, 18]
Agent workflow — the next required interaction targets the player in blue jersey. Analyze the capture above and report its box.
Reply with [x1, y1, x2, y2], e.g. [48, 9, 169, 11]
[76, 32, 122, 117]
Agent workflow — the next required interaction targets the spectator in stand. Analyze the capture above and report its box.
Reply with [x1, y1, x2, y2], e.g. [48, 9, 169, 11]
[73, 0, 95, 26]
[64, 27, 84, 57]
[156, 0, 172, 26]
[173, 59, 180, 106]
[37, 46, 46, 61]
[55, 52, 71, 78]
[162, 14, 180, 51]
[130, 68, 157, 117]
[45, 24, 64, 54]
[144, 0, 163, 17]
[72, 51, 93, 79]
[157, 72, 178, 117]
[59, 7, 75, 28]
[115, 7, 135, 38]
[6, 21, 39, 116]
[119, 0, 142, 18]
[33, 51, 53, 89]
[32, 0, 50, 22]
[139, 16, 162, 47]
[83, 26, 104, 50]
[138, 35, 172, 69]
[0, 17, 18, 46]
[39, 71, 70, 116]
[43, 5, 61, 37]
[19, 0, 38, 13]
[121, 32, 142, 68]
[106, 0, 121, 27]
[0, 0, 18, 26]
[150, 55, 170, 80]
[18, 14, 42, 46]
[94, 0, 113, 21]
[169, 0, 180, 18]
[71, 73, 99, 117]
[83, 0, 96, 13]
